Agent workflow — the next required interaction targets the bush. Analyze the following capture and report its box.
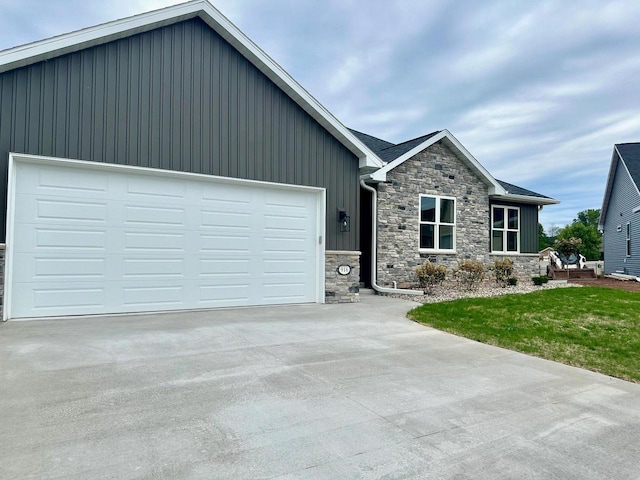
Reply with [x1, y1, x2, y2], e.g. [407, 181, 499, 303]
[532, 276, 549, 286]
[453, 260, 485, 291]
[416, 261, 447, 294]
[507, 277, 518, 286]
[493, 258, 514, 287]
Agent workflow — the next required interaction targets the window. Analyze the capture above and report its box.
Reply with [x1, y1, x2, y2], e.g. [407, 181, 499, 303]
[627, 222, 631, 256]
[492, 206, 519, 253]
[419, 195, 455, 251]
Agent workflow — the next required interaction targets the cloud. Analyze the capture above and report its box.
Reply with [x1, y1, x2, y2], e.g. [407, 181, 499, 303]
[1, 0, 639, 231]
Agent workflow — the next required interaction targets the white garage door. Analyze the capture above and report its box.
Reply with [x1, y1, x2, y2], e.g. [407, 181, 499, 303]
[5, 154, 324, 320]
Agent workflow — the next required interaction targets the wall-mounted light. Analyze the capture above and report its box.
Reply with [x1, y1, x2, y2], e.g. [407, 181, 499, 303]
[338, 209, 350, 232]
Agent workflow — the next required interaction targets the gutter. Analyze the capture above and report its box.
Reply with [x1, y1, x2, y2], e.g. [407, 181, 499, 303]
[359, 179, 424, 296]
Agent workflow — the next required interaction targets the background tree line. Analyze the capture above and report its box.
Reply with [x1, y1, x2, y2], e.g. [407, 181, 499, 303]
[539, 208, 602, 260]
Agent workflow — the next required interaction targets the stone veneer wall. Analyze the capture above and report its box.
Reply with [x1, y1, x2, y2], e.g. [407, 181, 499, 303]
[376, 141, 538, 287]
[490, 254, 543, 279]
[325, 251, 360, 303]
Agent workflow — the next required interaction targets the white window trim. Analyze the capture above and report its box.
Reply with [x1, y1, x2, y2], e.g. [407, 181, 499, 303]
[491, 205, 520, 254]
[418, 194, 456, 253]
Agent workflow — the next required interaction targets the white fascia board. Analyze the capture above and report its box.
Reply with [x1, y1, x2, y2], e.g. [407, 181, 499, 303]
[490, 194, 559, 206]
[633, 205, 640, 214]
[0, 0, 383, 170]
[368, 129, 507, 195]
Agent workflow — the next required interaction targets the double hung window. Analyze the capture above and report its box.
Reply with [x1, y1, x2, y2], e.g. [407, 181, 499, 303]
[492, 206, 519, 253]
[419, 195, 455, 251]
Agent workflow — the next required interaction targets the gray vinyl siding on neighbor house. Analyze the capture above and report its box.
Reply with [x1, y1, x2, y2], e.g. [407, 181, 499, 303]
[602, 159, 640, 275]
[489, 201, 538, 254]
[0, 18, 359, 250]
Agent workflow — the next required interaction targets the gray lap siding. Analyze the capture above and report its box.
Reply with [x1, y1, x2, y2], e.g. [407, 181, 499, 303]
[603, 159, 640, 275]
[0, 18, 360, 251]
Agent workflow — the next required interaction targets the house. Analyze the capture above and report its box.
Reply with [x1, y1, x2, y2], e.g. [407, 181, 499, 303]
[354, 129, 558, 289]
[539, 246, 554, 261]
[0, 1, 557, 321]
[599, 143, 640, 276]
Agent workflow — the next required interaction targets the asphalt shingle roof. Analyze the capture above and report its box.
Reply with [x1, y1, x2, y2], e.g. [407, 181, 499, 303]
[616, 143, 640, 188]
[349, 129, 441, 163]
[496, 180, 553, 200]
[352, 128, 553, 202]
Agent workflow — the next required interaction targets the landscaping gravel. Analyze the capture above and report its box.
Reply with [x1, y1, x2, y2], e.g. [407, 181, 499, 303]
[385, 281, 580, 304]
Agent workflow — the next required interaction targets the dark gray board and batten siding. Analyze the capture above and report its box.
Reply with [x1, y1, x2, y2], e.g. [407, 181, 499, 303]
[602, 158, 640, 275]
[489, 201, 538, 254]
[0, 18, 360, 250]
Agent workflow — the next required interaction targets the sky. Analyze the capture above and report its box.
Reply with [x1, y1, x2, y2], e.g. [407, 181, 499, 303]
[1, 0, 639, 231]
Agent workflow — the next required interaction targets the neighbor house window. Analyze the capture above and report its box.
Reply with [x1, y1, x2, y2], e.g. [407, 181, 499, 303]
[492, 206, 519, 253]
[627, 222, 631, 256]
[419, 195, 455, 251]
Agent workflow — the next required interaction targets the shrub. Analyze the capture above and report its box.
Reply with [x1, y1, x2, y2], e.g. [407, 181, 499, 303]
[416, 261, 447, 294]
[507, 277, 518, 286]
[453, 260, 485, 291]
[532, 275, 549, 286]
[493, 258, 514, 287]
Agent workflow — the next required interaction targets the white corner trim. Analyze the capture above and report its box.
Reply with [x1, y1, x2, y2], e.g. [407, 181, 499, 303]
[0, 0, 383, 170]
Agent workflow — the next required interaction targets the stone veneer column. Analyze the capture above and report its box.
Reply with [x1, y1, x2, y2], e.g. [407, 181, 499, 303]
[325, 251, 360, 303]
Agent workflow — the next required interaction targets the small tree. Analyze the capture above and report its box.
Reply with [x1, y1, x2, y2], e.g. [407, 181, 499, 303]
[453, 260, 485, 291]
[416, 261, 446, 294]
[554, 237, 582, 258]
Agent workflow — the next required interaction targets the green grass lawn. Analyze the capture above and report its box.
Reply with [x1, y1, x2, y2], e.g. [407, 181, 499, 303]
[408, 287, 640, 383]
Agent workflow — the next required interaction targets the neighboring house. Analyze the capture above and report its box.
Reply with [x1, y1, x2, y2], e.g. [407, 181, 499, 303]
[353, 129, 558, 288]
[539, 247, 554, 261]
[0, 0, 557, 321]
[599, 143, 640, 276]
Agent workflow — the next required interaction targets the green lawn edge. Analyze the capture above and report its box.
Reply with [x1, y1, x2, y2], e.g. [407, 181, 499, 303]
[407, 286, 640, 383]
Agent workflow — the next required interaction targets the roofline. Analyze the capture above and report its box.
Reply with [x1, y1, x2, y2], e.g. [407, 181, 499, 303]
[599, 145, 640, 229]
[490, 193, 559, 206]
[369, 129, 507, 195]
[0, 0, 383, 170]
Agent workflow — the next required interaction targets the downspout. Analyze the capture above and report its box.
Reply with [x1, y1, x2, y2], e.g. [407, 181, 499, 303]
[360, 179, 424, 296]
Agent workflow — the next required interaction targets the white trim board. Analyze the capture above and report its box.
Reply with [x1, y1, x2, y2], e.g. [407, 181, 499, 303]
[0, 0, 383, 171]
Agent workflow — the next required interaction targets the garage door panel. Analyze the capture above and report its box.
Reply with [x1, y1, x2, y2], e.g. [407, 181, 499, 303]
[8, 158, 322, 319]
[16, 163, 109, 197]
[123, 231, 186, 253]
[13, 225, 108, 253]
[14, 195, 108, 227]
[198, 285, 251, 306]
[11, 282, 107, 317]
[12, 253, 107, 283]
[121, 285, 185, 308]
[125, 175, 187, 200]
[199, 233, 251, 254]
[124, 205, 187, 228]
[122, 257, 185, 279]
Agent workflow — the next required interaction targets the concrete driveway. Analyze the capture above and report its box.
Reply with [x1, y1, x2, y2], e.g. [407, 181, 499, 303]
[1, 295, 639, 479]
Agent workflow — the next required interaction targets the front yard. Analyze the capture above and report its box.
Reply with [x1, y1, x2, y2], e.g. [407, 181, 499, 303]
[408, 287, 640, 383]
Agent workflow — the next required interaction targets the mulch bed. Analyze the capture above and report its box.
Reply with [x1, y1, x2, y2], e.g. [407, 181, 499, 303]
[569, 277, 640, 292]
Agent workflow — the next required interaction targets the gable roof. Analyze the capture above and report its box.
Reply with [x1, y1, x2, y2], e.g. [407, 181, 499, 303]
[358, 129, 557, 204]
[0, 0, 383, 170]
[600, 142, 640, 228]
